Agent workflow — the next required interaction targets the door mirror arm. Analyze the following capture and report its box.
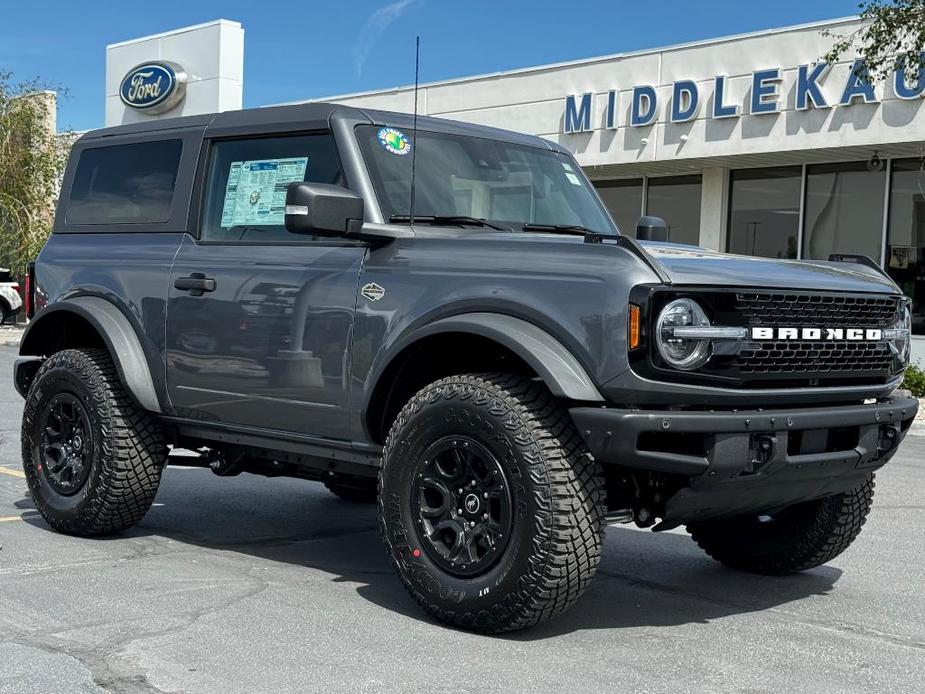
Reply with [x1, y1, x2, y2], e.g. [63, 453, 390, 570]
[344, 221, 414, 246]
[285, 182, 412, 246]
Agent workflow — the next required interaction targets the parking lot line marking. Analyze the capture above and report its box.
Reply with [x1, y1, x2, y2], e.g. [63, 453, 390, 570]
[0, 467, 25, 479]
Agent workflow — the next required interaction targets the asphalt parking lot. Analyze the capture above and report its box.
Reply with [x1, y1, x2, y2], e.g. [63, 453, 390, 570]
[1, 343, 924, 694]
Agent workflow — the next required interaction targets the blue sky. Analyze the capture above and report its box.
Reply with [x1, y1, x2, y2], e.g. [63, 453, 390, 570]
[1, 0, 859, 131]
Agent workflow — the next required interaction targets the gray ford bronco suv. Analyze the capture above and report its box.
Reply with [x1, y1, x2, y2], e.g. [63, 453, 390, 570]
[14, 103, 919, 633]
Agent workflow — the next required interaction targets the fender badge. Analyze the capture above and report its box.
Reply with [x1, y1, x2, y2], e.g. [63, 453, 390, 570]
[361, 282, 385, 302]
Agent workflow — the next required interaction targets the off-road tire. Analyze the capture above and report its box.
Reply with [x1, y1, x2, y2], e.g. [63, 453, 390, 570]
[379, 373, 606, 633]
[687, 475, 875, 575]
[324, 475, 378, 503]
[21, 348, 166, 536]
[0, 298, 10, 325]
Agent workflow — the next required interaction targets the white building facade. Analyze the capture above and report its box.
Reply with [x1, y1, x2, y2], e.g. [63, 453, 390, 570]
[105, 20, 243, 127]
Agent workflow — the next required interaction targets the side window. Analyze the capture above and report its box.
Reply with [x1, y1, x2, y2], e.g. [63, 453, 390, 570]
[200, 133, 344, 243]
[66, 140, 183, 225]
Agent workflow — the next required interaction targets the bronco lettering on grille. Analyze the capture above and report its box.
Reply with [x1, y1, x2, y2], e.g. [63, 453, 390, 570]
[751, 327, 883, 341]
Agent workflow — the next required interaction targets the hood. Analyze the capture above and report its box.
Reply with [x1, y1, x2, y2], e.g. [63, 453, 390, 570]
[639, 242, 900, 294]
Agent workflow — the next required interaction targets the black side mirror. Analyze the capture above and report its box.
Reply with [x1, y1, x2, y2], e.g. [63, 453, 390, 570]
[635, 216, 669, 242]
[284, 182, 364, 236]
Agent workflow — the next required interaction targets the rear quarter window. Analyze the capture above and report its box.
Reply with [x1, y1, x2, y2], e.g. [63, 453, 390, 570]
[66, 139, 183, 225]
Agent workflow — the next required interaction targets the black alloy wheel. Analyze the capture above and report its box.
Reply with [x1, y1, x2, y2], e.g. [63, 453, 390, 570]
[411, 436, 512, 577]
[38, 393, 94, 496]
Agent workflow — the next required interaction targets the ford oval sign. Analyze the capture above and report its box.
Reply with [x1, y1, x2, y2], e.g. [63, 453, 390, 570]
[119, 61, 187, 114]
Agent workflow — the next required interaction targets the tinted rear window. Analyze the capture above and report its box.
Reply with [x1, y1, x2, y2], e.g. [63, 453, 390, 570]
[66, 140, 183, 225]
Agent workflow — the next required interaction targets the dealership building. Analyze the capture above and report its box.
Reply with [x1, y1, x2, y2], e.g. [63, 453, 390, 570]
[105, 16, 925, 350]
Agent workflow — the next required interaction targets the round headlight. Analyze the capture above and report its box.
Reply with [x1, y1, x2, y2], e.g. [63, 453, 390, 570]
[655, 298, 712, 371]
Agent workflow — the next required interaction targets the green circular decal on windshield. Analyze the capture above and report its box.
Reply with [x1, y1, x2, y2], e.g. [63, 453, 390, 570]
[377, 127, 412, 156]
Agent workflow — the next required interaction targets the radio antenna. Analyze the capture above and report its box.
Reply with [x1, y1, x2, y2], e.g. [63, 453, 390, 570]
[409, 35, 420, 226]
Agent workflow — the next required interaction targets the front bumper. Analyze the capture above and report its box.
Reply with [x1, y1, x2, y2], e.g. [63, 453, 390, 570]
[571, 395, 918, 524]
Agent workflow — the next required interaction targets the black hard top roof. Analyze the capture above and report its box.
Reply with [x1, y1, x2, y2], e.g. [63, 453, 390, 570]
[78, 101, 560, 151]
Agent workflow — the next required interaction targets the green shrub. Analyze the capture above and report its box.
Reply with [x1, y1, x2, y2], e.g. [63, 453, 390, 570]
[0, 74, 69, 277]
[902, 363, 925, 398]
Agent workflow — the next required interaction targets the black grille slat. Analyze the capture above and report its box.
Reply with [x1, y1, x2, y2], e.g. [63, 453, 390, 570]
[738, 341, 893, 375]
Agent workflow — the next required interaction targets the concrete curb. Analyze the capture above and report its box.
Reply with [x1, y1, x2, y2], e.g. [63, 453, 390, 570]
[910, 398, 925, 436]
[0, 327, 24, 348]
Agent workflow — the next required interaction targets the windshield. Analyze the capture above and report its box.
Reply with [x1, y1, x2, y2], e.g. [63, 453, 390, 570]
[356, 125, 617, 234]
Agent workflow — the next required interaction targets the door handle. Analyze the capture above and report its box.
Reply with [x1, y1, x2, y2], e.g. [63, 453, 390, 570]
[174, 273, 216, 297]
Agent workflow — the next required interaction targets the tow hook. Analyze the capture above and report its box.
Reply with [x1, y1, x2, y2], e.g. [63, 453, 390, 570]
[756, 435, 775, 462]
[745, 434, 775, 474]
[878, 425, 900, 455]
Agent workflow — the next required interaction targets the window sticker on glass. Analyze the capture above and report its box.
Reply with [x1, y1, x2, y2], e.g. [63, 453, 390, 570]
[565, 172, 582, 185]
[377, 127, 412, 156]
[220, 157, 308, 227]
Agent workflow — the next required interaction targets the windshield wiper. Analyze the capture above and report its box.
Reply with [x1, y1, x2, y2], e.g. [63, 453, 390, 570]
[521, 223, 603, 237]
[389, 214, 510, 231]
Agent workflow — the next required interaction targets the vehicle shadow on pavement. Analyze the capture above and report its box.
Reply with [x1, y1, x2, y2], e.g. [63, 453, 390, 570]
[505, 529, 843, 641]
[16, 467, 842, 640]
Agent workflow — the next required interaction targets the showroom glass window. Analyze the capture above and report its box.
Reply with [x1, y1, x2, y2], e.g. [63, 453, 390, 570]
[802, 161, 885, 261]
[594, 179, 643, 237]
[727, 166, 802, 259]
[646, 175, 702, 245]
[887, 158, 925, 335]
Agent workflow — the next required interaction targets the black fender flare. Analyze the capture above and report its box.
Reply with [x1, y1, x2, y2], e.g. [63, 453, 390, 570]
[19, 296, 161, 413]
[371, 312, 605, 405]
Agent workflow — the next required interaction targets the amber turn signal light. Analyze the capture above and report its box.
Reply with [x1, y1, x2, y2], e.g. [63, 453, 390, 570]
[628, 304, 641, 350]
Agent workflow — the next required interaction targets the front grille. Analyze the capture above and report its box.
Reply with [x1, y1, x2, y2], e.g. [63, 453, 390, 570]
[735, 292, 898, 328]
[730, 292, 899, 386]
